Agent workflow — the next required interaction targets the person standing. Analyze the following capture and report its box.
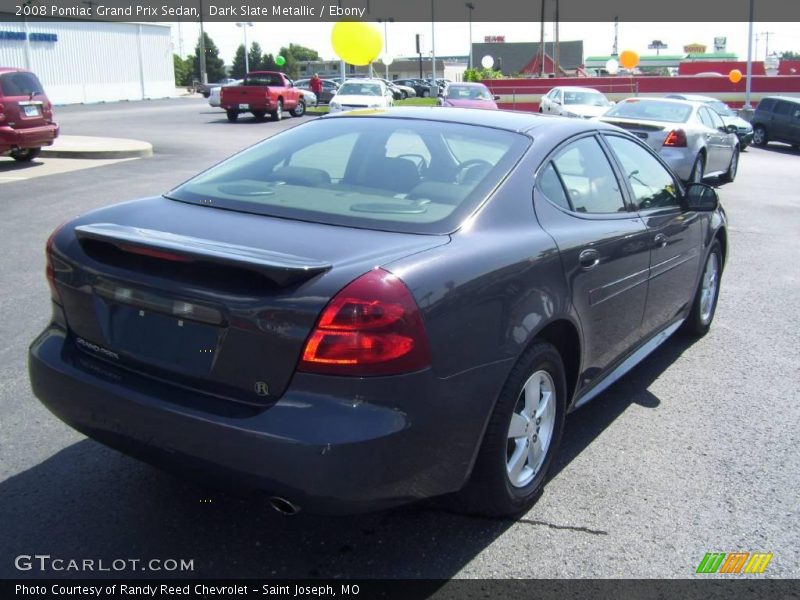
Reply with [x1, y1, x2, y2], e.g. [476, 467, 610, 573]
[310, 73, 323, 106]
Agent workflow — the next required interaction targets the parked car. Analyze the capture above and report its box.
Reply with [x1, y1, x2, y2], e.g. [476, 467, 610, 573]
[599, 97, 740, 183]
[666, 94, 754, 149]
[219, 71, 306, 122]
[31, 107, 728, 517]
[437, 82, 499, 109]
[749, 96, 800, 150]
[347, 78, 408, 101]
[394, 78, 433, 98]
[208, 80, 242, 108]
[380, 79, 417, 100]
[197, 78, 238, 98]
[329, 79, 393, 113]
[540, 86, 612, 118]
[0, 68, 59, 162]
[294, 78, 339, 104]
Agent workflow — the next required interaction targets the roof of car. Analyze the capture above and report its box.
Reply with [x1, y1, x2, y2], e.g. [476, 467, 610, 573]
[551, 86, 604, 93]
[759, 95, 800, 104]
[666, 94, 718, 103]
[446, 82, 489, 87]
[323, 106, 620, 135]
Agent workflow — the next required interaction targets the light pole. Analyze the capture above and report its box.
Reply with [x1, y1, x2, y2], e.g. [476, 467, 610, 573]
[466, 2, 474, 70]
[198, 0, 207, 84]
[378, 17, 394, 79]
[236, 22, 253, 73]
[431, 0, 436, 83]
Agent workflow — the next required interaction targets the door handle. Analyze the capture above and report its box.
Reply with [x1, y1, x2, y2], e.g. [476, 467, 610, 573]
[579, 248, 600, 269]
[654, 233, 668, 248]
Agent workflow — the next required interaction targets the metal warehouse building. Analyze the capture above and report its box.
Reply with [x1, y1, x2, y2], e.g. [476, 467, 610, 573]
[0, 19, 175, 105]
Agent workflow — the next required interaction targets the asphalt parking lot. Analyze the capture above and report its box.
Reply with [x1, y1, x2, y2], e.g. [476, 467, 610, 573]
[1, 97, 798, 579]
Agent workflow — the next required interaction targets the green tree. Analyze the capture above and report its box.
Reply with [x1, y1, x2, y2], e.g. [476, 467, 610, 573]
[278, 46, 299, 78]
[193, 32, 226, 83]
[261, 53, 278, 72]
[231, 44, 247, 78]
[781, 50, 800, 60]
[285, 43, 319, 61]
[173, 53, 191, 86]
[248, 42, 264, 72]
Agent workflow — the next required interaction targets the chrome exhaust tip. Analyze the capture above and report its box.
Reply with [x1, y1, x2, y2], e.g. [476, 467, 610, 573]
[269, 496, 300, 516]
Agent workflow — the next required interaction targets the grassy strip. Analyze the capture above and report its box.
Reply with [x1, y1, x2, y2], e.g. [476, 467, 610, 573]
[306, 97, 437, 116]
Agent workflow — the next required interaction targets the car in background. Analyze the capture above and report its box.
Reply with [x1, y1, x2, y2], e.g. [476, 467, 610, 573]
[749, 96, 800, 150]
[196, 78, 238, 98]
[31, 107, 728, 517]
[208, 80, 242, 107]
[394, 78, 434, 98]
[666, 94, 754, 149]
[540, 86, 612, 118]
[294, 78, 339, 104]
[381, 79, 416, 100]
[599, 97, 739, 183]
[219, 71, 306, 122]
[329, 79, 393, 113]
[0, 68, 59, 162]
[437, 82, 499, 109]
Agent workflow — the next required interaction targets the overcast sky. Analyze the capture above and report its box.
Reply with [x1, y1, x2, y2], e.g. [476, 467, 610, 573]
[170, 21, 799, 64]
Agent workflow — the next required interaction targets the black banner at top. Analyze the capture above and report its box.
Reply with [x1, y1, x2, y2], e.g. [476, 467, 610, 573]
[2, 0, 800, 22]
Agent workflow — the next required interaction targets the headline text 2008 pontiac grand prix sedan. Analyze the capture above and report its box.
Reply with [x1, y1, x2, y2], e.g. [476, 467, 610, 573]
[29, 108, 727, 516]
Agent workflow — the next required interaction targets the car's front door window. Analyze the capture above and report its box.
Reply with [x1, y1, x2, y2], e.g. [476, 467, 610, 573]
[604, 135, 681, 210]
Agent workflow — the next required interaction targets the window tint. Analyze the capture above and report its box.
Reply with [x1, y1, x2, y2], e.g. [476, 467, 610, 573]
[551, 137, 626, 214]
[0, 72, 44, 96]
[385, 129, 432, 169]
[774, 101, 792, 116]
[707, 109, 725, 130]
[605, 100, 692, 123]
[698, 107, 715, 128]
[605, 136, 680, 210]
[538, 163, 570, 210]
[757, 98, 776, 112]
[288, 131, 358, 181]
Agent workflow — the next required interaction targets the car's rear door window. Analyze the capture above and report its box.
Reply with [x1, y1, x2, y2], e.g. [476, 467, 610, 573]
[550, 137, 627, 213]
[167, 117, 530, 234]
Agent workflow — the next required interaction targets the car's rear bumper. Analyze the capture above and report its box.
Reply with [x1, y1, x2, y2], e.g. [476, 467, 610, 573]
[659, 147, 695, 181]
[29, 323, 510, 514]
[0, 123, 59, 152]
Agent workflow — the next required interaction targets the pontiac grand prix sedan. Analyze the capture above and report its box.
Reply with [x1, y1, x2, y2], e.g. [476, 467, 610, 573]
[29, 108, 727, 517]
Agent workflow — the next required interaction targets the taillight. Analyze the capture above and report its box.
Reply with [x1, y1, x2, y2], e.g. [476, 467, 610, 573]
[45, 224, 65, 304]
[298, 268, 431, 376]
[0, 102, 5, 124]
[663, 129, 688, 147]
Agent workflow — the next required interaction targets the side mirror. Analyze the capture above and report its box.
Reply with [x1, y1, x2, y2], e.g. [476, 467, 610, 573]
[553, 99, 561, 105]
[725, 124, 737, 134]
[684, 183, 718, 211]
[493, 95, 501, 101]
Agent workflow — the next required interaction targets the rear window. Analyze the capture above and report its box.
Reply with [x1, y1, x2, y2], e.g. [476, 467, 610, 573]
[446, 85, 491, 100]
[604, 99, 692, 123]
[339, 83, 383, 96]
[756, 98, 776, 113]
[167, 117, 529, 234]
[242, 73, 285, 86]
[563, 90, 610, 106]
[0, 71, 44, 97]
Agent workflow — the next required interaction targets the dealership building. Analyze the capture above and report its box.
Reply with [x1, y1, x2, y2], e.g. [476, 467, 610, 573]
[0, 19, 175, 104]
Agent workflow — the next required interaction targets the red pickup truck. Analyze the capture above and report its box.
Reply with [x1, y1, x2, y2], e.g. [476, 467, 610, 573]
[220, 71, 306, 123]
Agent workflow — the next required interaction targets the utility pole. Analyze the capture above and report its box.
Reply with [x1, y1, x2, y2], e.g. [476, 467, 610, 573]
[378, 17, 394, 79]
[431, 0, 436, 83]
[744, 0, 754, 110]
[555, 0, 560, 76]
[466, 2, 475, 70]
[761, 31, 775, 60]
[539, 0, 545, 77]
[612, 16, 619, 56]
[198, 0, 207, 84]
[236, 22, 253, 73]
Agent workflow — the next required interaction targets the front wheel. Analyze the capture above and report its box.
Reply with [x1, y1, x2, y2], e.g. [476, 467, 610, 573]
[421, 89, 430, 98]
[226, 109, 239, 123]
[11, 147, 41, 162]
[271, 100, 283, 121]
[719, 147, 739, 184]
[684, 240, 723, 337]
[454, 342, 566, 517]
[289, 99, 306, 117]
[752, 125, 768, 147]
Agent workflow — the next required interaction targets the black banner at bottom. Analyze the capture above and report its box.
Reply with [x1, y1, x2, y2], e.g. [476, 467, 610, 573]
[4, 579, 800, 600]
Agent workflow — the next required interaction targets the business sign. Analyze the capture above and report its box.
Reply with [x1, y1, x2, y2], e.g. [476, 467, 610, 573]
[0, 31, 58, 42]
[484, 36, 506, 43]
[713, 37, 727, 52]
[683, 43, 707, 54]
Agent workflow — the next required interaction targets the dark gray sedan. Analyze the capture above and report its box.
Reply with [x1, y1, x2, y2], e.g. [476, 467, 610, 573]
[29, 108, 727, 517]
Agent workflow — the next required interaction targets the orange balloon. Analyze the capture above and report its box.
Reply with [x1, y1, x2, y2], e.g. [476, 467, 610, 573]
[729, 69, 743, 83]
[619, 50, 639, 69]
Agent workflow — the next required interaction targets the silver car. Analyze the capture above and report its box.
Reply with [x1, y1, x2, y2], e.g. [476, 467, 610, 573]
[599, 97, 739, 183]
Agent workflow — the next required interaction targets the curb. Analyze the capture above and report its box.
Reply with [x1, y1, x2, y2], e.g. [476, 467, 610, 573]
[40, 136, 153, 160]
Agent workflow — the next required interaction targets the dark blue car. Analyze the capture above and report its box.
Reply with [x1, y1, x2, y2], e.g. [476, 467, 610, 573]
[29, 108, 727, 516]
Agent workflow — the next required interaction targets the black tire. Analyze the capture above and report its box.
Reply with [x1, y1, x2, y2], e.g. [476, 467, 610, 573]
[689, 153, 705, 184]
[719, 147, 739, 184]
[454, 342, 567, 517]
[271, 100, 283, 121]
[290, 99, 306, 117]
[226, 110, 239, 123]
[421, 89, 430, 98]
[10, 147, 41, 162]
[401, 91, 408, 100]
[752, 125, 768, 147]
[684, 239, 723, 337]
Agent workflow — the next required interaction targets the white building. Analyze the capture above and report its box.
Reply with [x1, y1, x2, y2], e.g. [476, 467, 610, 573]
[0, 20, 175, 105]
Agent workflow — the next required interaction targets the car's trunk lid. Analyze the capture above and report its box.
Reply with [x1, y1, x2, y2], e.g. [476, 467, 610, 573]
[51, 196, 449, 405]
[599, 117, 671, 149]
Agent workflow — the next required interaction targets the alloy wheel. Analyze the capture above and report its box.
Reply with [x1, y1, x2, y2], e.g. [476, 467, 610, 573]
[700, 251, 719, 324]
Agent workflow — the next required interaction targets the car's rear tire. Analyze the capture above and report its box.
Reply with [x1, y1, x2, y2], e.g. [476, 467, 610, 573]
[10, 147, 41, 162]
[226, 110, 239, 123]
[719, 147, 739, 184]
[271, 100, 283, 121]
[290, 99, 306, 117]
[422, 89, 430, 98]
[753, 125, 768, 147]
[689, 153, 705, 183]
[454, 342, 566, 517]
[684, 239, 723, 337]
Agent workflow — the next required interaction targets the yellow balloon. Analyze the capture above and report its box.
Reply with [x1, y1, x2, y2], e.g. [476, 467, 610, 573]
[729, 69, 743, 83]
[619, 50, 639, 70]
[331, 22, 383, 66]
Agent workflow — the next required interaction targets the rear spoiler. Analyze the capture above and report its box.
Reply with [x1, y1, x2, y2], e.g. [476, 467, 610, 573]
[74, 223, 331, 286]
